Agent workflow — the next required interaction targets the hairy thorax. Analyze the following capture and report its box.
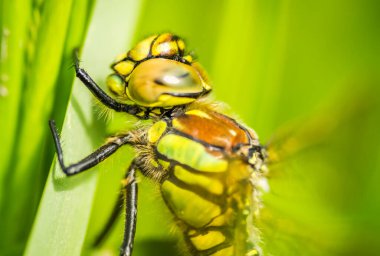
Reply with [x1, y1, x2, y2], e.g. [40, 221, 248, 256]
[129, 104, 267, 256]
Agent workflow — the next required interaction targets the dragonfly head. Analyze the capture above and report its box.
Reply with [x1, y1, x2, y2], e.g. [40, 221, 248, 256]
[107, 33, 212, 109]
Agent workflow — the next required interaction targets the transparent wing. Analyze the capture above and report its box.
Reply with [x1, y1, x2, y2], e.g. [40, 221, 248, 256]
[265, 85, 375, 165]
[259, 84, 380, 256]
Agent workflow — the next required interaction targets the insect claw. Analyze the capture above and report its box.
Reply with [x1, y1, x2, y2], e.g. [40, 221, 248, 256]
[73, 47, 82, 71]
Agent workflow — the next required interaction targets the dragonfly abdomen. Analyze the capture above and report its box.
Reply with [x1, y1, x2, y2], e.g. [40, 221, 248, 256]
[160, 161, 260, 256]
[161, 164, 231, 255]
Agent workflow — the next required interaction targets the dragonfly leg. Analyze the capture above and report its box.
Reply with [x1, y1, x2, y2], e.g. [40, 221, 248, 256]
[49, 119, 134, 176]
[120, 160, 138, 256]
[73, 50, 143, 116]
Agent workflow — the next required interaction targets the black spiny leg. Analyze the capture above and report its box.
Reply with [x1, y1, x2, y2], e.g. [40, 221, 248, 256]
[73, 50, 144, 117]
[49, 120, 134, 176]
[120, 161, 138, 256]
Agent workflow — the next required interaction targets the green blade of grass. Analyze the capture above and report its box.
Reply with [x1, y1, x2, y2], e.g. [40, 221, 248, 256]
[40, 0, 96, 198]
[51, 0, 95, 132]
[211, 0, 290, 139]
[1, 0, 75, 253]
[25, 0, 143, 255]
[0, 0, 31, 234]
[1, 0, 95, 254]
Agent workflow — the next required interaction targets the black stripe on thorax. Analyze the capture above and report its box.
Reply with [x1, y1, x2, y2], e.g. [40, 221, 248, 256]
[154, 149, 227, 179]
[166, 168, 226, 208]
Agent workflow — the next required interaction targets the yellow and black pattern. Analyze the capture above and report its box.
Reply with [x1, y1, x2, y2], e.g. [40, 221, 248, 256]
[106, 33, 212, 115]
[110, 33, 190, 81]
[51, 33, 268, 256]
[144, 109, 265, 256]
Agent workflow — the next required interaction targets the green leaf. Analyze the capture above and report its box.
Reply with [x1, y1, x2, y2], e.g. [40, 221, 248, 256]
[1, 0, 76, 254]
[25, 0, 143, 255]
[0, 0, 31, 231]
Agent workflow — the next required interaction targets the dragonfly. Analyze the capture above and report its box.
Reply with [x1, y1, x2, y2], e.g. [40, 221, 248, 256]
[49, 33, 271, 256]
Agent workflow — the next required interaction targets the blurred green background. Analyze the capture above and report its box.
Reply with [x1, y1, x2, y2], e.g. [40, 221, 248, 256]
[0, 0, 379, 255]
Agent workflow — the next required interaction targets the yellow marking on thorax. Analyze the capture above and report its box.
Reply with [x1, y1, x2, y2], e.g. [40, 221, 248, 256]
[150, 108, 162, 115]
[190, 230, 226, 251]
[157, 134, 228, 172]
[150, 159, 159, 168]
[158, 159, 170, 169]
[148, 120, 167, 143]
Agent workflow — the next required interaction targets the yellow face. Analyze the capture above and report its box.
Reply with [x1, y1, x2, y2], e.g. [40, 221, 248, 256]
[106, 33, 212, 107]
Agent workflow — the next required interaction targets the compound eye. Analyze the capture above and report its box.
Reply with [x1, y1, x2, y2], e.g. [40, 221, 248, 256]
[155, 65, 196, 88]
[127, 58, 208, 107]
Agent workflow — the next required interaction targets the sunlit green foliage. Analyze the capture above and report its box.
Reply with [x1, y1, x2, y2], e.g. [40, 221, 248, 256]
[0, 0, 379, 255]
